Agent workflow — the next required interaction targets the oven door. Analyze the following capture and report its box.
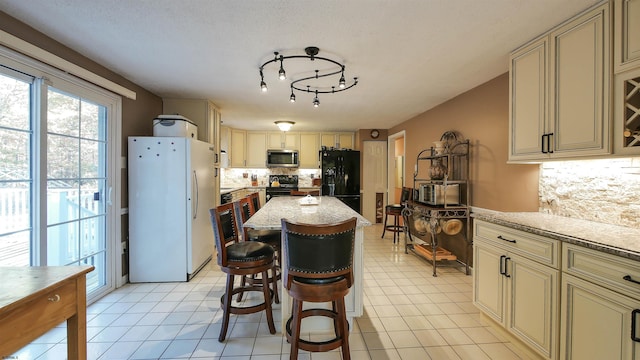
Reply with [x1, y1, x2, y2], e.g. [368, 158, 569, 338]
[266, 187, 296, 201]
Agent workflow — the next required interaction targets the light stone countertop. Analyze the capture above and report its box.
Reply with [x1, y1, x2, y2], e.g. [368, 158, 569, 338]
[471, 208, 640, 262]
[244, 196, 371, 230]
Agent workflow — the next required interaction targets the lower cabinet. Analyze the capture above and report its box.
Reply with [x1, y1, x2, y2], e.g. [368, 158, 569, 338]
[560, 274, 640, 360]
[474, 238, 559, 359]
[475, 219, 640, 360]
[560, 243, 640, 360]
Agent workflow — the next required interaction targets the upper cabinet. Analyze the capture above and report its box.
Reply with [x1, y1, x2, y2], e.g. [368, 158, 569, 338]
[223, 129, 353, 168]
[614, 0, 640, 73]
[246, 132, 267, 167]
[163, 98, 222, 164]
[299, 133, 320, 168]
[509, 2, 611, 161]
[230, 129, 246, 168]
[612, 0, 640, 155]
[321, 132, 354, 150]
[267, 132, 299, 150]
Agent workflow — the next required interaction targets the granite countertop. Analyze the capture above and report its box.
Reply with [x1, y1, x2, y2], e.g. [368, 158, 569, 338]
[472, 208, 640, 262]
[220, 186, 266, 194]
[244, 196, 371, 230]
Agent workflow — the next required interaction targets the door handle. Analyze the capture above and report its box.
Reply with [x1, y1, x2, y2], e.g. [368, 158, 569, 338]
[547, 132, 554, 153]
[623, 275, 640, 285]
[499, 255, 506, 276]
[193, 170, 198, 219]
[497, 235, 517, 244]
[504, 257, 511, 278]
[632, 309, 640, 342]
[541, 134, 548, 153]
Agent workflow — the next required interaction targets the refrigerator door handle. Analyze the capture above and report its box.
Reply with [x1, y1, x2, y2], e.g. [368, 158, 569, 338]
[193, 170, 198, 219]
[107, 186, 112, 206]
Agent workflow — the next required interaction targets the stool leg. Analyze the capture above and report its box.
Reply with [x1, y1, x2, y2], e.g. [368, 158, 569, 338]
[289, 299, 303, 360]
[219, 274, 234, 342]
[271, 263, 279, 304]
[337, 297, 350, 360]
[261, 269, 276, 335]
[381, 212, 388, 238]
[393, 214, 399, 244]
[237, 275, 248, 302]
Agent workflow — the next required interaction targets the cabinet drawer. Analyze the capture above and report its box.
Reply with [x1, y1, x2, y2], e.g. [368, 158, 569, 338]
[474, 220, 560, 268]
[563, 243, 640, 300]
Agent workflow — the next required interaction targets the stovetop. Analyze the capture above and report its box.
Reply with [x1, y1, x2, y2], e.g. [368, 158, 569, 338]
[267, 175, 298, 189]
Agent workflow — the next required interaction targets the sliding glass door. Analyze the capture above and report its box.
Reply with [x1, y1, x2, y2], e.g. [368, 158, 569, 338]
[0, 55, 120, 301]
[0, 67, 33, 267]
[46, 87, 108, 293]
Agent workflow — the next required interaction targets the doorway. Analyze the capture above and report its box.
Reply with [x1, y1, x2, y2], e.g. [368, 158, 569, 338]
[387, 131, 406, 205]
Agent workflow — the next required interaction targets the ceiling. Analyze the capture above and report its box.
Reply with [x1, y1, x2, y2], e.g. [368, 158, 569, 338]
[0, 0, 600, 132]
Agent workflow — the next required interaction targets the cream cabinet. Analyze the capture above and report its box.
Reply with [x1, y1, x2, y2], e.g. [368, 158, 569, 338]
[267, 132, 299, 150]
[162, 99, 221, 145]
[509, 38, 548, 159]
[560, 243, 640, 359]
[299, 133, 320, 168]
[509, 2, 611, 161]
[614, 0, 640, 73]
[321, 132, 354, 150]
[613, 66, 640, 154]
[246, 132, 267, 168]
[230, 129, 246, 167]
[473, 220, 560, 359]
[162, 98, 222, 164]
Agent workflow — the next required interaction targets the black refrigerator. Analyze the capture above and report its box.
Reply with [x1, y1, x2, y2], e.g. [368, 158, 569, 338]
[321, 149, 361, 213]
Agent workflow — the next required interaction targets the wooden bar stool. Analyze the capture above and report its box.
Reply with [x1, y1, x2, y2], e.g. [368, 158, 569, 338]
[281, 217, 357, 360]
[381, 187, 412, 243]
[209, 203, 277, 342]
[235, 196, 281, 304]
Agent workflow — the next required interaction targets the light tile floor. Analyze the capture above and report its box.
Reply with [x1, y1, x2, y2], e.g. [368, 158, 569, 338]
[13, 224, 533, 359]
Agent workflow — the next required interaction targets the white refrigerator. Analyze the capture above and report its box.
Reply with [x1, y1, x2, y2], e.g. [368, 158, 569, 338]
[128, 136, 215, 282]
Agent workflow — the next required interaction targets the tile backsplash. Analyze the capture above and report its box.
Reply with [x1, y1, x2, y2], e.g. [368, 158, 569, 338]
[221, 168, 321, 188]
[539, 157, 640, 228]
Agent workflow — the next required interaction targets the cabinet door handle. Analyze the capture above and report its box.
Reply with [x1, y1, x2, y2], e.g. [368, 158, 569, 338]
[541, 134, 547, 153]
[499, 255, 506, 276]
[497, 235, 517, 243]
[504, 257, 511, 278]
[547, 132, 554, 154]
[632, 309, 640, 342]
[623, 275, 640, 285]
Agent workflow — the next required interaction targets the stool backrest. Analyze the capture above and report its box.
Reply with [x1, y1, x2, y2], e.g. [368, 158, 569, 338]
[247, 192, 261, 215]
[281, 217, 357, 289]
[401, 187, 412, 203]
[209, 202, 241, 267]
[234, 197, 252, 241]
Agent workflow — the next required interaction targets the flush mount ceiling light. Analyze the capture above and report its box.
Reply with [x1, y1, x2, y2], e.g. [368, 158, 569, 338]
[275, 121, 295, 132]
[259, 46, 358, 107]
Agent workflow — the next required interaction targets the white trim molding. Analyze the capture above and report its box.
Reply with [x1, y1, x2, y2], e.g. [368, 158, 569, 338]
[0, 29, 137, 100]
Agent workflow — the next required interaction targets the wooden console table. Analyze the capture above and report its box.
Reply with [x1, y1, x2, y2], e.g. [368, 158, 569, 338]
[0, 266, 94, 360]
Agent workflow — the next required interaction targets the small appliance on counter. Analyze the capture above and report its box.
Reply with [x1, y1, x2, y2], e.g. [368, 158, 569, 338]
[153, 114, 198, 139]
[416, 183, 460, 206]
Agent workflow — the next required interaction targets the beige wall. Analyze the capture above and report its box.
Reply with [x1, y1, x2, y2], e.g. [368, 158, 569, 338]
[389, 73, 539, 212]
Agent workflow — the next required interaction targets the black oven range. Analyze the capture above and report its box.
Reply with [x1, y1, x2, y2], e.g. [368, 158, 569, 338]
[265, 175, 298, 202]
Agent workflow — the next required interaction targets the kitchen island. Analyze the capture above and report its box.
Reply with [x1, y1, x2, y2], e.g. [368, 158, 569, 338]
[243, 196, 371, 331]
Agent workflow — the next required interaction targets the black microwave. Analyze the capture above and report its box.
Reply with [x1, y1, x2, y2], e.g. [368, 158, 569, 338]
[266, 149, 299, 168]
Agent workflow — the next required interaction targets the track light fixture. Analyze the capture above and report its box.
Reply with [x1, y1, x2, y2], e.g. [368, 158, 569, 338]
[259, 46, 358, 107]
